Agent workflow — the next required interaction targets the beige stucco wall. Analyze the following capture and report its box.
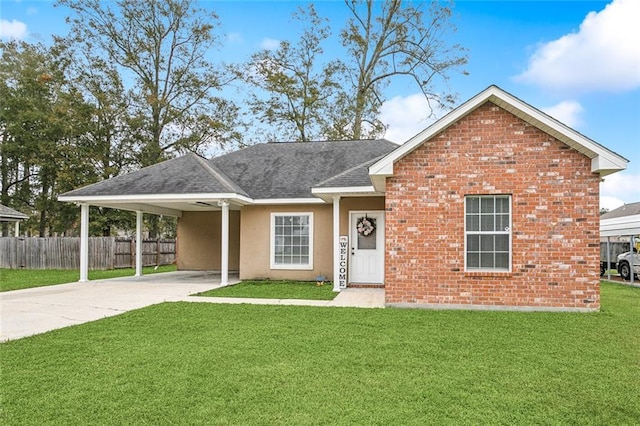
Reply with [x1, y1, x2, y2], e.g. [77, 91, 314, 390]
[176, 210, 240, 271]
[239, 198, 384, 281]
[176, 198, 385, 280]
[339, 197, 385, 235]
[239, 204, 335, 281]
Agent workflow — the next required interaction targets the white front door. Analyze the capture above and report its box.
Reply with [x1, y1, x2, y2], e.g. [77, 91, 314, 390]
[350, 211, 384, 284]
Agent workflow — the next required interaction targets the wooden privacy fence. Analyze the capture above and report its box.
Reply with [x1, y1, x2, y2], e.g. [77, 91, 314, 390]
[0, 237, 175, 270]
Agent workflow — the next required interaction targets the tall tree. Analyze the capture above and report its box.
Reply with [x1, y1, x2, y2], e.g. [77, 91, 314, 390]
[0, 40, 94, 236]
[59, 39, 138, 236]
[58, 0, 240, 166]
[244, 5, 342, 142]
[333, 0, 467, 140]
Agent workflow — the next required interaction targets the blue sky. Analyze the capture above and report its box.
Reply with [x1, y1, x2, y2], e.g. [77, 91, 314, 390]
[1, 0, 639, 209]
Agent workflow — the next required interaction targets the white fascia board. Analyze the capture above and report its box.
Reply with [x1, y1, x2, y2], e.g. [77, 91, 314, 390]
[311, 186, 377, 195]
[369, 85, 628, 178]
[62, 201, 184, 217]
[311, 186, 382, 203]
[57, 192, 253, 205]
[252, 198, 326, 205]
[0, 217, 22, 222]
[601, 215, 640, 237]
[0, 214, 28, 220]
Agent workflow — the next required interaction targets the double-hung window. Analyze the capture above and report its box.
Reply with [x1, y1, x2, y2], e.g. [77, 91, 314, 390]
[271, 213, 313, 269]
[465, 195, 511, 271]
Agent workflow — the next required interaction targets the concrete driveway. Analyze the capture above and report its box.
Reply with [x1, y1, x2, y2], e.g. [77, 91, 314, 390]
[0, 271, 227, 342]
[1, 271, 385, 342]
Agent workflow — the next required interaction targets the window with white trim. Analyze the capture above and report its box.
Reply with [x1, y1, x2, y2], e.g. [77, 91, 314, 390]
[465, 195, 511, 271]
[271, 213, 313, 269]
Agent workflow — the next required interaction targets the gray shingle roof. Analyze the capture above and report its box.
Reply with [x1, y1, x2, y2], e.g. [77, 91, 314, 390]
[211, 140, 398, 198]
[60, 140, 399, 200]
[601, 202, 640, 219]
[0, 204, 29, 220]
[62, 153, 248, 197]
[314, 154, 388, 188]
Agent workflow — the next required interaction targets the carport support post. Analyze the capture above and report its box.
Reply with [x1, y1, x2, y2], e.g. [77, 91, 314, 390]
[14, 221, 19, 237]
[631, 235, 635, 285]
[79, 203, 89, 282]
[607, 237, 611, 281]
[333, 196, 341, 292]
[220, 200, 229, 286]
[135, 211, 143, 277]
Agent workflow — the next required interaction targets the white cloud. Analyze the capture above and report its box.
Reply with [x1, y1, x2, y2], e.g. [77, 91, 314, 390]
[380, 94, 444, 143]
[0, 19, 27, 40]
[600, 195, 625, 211]
[542, 100, 584, 128]
[259, 38, 280, 51]
[516, 0, 640, 93]
[600, 172, 640, 210]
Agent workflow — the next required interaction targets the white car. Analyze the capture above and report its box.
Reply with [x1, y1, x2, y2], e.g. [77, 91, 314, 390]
[616, 249, 640, 280]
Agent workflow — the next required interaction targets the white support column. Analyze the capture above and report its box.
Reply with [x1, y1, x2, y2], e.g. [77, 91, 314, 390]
[79, 204, 89, 282]
[333, 196, 341, 292]
[14, 222, 19, 237]
[631, 235, 635, 285]
[135, 211, 143, 277]
[220, 200, 229, 286]
[606, 236, 611, 281]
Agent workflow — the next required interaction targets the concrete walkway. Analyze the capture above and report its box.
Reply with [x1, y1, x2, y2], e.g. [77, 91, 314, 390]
[0, 272, 384, 342]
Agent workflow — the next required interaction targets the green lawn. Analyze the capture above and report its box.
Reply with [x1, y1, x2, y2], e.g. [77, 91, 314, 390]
[0, 265, 177, 292]
[1, 282, 639, 424]
[195, 280, 337, 300]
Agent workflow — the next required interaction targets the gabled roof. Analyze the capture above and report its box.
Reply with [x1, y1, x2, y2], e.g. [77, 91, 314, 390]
[369, 85, 628, 191]
[0, 204, 29, 221]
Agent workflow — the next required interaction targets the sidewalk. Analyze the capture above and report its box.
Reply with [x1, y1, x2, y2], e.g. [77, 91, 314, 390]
[173, 287, 385, 308]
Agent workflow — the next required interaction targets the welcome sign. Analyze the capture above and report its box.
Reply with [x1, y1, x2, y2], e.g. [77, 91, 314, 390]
[338, 236, 348, 289]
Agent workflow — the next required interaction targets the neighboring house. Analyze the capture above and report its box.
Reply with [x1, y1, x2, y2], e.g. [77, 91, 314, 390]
[0, 204, 29, 237]
[59, 86, 628, 311]
[601, 202, 640, 239]
[601, 202, 640, 283]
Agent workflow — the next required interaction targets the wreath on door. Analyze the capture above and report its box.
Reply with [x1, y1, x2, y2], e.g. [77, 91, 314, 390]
[356, 216, 376, 236]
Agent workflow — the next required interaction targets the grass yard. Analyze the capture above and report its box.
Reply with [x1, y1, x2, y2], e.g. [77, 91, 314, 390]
[195, 279, 337, 300]
[1, 282, 639, 424]
[0, 265, 177, 292]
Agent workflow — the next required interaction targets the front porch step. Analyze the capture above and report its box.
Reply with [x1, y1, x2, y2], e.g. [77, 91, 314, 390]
[348, 283, 385, 289]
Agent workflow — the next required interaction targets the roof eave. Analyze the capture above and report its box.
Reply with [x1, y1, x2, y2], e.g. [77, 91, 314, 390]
[311, 185, 382, 202]
[58, 192, 254, 216]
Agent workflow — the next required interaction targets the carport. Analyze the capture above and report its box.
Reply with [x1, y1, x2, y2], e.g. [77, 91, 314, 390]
[58, 154, 251, 286]
[600, 202, 640, 284]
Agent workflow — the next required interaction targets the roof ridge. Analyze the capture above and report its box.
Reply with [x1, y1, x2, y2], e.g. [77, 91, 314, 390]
[264, 139, 395, 145]
[189, 153, 247, 196]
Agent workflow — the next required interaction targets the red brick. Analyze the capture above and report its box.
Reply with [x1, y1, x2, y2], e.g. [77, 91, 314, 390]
[384, 102, 600, 310]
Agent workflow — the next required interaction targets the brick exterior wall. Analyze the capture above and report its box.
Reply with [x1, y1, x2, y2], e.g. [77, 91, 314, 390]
[385, 101, 601, 311]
